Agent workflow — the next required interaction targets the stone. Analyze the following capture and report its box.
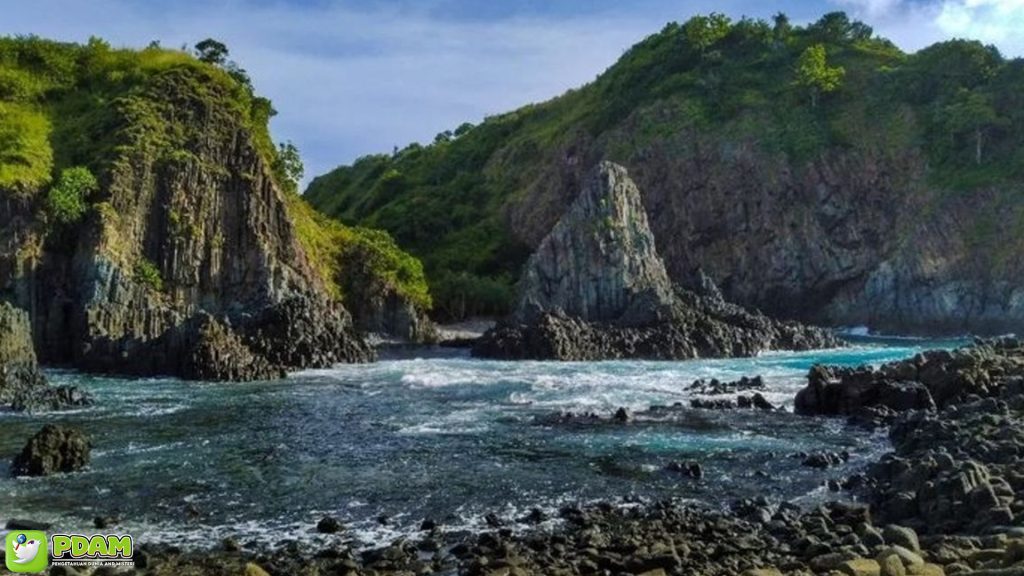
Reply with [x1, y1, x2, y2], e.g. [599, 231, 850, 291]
[878, 553, 907, 576]
[905, 564, 945, 576]
[316, 516, 343, 534]
[10, 424, 91, 477]
[878, 546, 924, 568]
[839, 558, 882, 576]
[883, 526, 920, 553]
[244, 563, 271, 576]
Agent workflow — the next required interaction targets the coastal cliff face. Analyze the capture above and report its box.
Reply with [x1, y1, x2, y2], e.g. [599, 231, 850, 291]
[307, 16, 1024, 335]
[0, 38, 419, 380]
[475, 162, 840, 360]
[510, 135, 1024, 336]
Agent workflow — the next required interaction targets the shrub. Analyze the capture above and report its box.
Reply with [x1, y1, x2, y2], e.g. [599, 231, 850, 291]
[47, 166, 97, 224]
[134, 258, 164, 291]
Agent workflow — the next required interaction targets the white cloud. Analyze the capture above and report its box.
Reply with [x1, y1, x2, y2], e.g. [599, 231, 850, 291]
[935, 0, 1024, 49]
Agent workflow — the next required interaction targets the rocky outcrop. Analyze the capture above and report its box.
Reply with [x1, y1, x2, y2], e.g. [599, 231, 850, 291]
[514, 162, 673, 325]
[795, 338, 1024, 416]
[475, 162, 840, 360]
[503, 126, 1024, 336]
[10, 424, 91, 477]
[0, 302, 91, 411]
[0, 66, 372, 381]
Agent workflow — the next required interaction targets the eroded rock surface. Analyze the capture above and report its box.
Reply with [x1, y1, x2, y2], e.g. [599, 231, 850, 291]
[475, 162, 839, 360]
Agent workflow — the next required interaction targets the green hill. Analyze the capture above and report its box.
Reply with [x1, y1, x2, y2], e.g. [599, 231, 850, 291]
[0, 35, 429, 322]
[305, 12, 1024, 329]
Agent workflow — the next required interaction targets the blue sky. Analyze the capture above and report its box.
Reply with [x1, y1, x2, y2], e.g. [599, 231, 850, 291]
[4, 0, 1024, 184]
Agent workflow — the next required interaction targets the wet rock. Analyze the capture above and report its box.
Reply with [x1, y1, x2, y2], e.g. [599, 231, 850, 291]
[0, 302, 92, 412]
[317, 516, 343, 534]
[665, 461, 704, 479]
[10, 424, 91, 476]
[93, 515, 119, 529]
[613, 407, 632, 422]
[181, 313, 284, 382]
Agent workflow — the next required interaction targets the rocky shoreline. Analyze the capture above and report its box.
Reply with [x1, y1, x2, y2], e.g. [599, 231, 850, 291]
[21, 338, 1015, 576]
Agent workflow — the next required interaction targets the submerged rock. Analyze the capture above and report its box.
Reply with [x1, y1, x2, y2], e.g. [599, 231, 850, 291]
[475, 162, 839, 361]
[11, 424, 91, 477]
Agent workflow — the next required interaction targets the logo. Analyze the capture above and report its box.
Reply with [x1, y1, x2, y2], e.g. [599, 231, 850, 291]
[51, 534, 134, 568]
[5, 530, 48, 573]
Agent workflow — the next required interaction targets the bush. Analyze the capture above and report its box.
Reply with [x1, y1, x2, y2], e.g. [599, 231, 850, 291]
[134, 258, 164, 291]
[46, 166, 97, 224]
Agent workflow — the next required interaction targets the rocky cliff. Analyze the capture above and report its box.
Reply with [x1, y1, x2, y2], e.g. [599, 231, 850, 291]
[474, 162, 840, 360]
[0, 39, 396, 380]
[308, 15, 1024, 335]
[0, 302, 90, 411]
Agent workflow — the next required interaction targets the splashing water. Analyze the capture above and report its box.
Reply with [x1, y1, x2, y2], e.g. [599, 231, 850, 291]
[0, 339, 959, 550]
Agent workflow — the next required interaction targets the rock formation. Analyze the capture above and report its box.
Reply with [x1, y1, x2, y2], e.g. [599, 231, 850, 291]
[10, 424, 92, 477]
[0, 64, 374, 380]
[795, 337, 1024, 417]
[0, 301, 91, 411]
[474, 162, 839, 360]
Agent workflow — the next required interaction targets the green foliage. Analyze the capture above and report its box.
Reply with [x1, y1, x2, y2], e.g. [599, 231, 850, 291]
[795, 44, 845, 107]
[272, 140, 304, 194]
[284, 190, 431, 311]
[134, 258, 164, 292]
[0, 103, 52, 193]
[46, 166, 97, 224]
[194, 38, 229, 65]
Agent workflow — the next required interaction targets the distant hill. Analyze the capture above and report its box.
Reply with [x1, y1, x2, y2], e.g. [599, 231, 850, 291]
[306, 12, 1024, 334]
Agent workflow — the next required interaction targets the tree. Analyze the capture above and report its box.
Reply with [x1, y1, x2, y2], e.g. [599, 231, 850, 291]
[273, 141, 304, 192]
[683, 13, 731, 56]
[795, 44, 845, 108]
[772, 12, 792, 45]
[944, 88, 1000, 165]
[47, 166, 97, 225]
[194, 38, 229, 65]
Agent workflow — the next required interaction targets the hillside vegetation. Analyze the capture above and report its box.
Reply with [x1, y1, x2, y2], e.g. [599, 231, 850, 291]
[0, 35, 428, 314]
[306, 12, 1024, 321]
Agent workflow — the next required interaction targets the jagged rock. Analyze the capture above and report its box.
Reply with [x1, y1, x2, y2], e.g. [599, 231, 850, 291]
[514, 161, 674, 325]
[181, 313, 284, 382]
[11, 424, 91, 477]
[797, 338, 1024, 417]
[475, 162, 839, 361]
[0, 302, 92, 411]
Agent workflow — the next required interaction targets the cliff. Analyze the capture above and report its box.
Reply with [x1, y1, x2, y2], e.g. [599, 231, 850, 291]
[0, 37, 430, 379]
[307, 13, 1024, 335]
[0, 302, 90, 411]
[474, 162, 840, 360]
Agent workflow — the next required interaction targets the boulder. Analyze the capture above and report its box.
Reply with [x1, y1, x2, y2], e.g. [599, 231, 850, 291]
[11, 424, 91, 476]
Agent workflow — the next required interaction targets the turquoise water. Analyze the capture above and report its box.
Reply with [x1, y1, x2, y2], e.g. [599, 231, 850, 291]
[0, 339, 960, 550]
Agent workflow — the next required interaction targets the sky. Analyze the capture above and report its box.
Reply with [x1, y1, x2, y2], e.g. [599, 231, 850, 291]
[3, 0, 1024, 184]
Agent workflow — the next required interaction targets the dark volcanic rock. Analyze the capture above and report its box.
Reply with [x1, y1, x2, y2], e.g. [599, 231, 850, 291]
[796, 338, 1024, 416]
[475, 162, 839, 361]
[181, 313, 284, 382]
[11, 424, 91, 477]
[0, 302, 92, 412]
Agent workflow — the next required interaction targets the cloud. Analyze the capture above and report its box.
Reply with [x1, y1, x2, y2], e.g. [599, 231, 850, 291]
[935, 0, 1024, 50]
[839, 0, 1024, 54]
